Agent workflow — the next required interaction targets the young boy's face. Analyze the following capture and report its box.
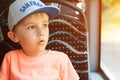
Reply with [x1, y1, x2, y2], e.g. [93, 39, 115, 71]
[8, 12, 49, 56]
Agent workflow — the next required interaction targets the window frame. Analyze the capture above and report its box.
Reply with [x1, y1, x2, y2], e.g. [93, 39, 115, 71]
[86, 0, 109, 79]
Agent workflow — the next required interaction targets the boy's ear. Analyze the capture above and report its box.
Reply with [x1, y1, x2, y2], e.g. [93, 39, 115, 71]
[7, 31, 19, 43]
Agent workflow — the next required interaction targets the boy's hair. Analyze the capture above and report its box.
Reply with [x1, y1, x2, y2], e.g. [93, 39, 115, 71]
[8, 0, 60, 31]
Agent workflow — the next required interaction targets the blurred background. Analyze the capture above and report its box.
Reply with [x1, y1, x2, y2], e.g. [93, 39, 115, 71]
[101, 0, 120, 80]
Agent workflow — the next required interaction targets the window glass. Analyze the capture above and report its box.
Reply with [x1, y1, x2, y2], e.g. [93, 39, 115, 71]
[101, 0, 120, 80]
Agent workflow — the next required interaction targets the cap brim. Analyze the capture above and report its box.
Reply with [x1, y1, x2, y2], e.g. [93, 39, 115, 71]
[29, 6, 60, 19]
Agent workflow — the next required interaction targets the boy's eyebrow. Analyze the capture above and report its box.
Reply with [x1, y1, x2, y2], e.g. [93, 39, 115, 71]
[22, 20, 49, 26]
[43, 20, 49, 23]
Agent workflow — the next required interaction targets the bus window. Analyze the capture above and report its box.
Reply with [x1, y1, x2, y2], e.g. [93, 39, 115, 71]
[101, 0, 120, 80]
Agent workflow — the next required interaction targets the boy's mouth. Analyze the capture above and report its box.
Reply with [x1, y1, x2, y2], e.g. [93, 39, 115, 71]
[38, 40, 45, 45]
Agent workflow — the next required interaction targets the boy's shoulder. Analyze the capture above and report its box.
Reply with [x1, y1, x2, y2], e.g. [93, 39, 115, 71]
[49, 50, 66, 55]
[5, 49, 21, 57]
[7, 49, 20, 53]
[48, 50, 68, 58]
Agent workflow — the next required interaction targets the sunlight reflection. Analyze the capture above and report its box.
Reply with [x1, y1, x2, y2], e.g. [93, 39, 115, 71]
[102, 24, 120, 43]
[101, 1, 120, 79]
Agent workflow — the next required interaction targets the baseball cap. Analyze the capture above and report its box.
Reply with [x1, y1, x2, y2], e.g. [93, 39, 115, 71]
[8, 0, 60, 31]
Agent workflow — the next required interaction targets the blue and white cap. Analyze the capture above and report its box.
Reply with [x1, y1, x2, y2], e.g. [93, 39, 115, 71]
[8, 0, 60, 30]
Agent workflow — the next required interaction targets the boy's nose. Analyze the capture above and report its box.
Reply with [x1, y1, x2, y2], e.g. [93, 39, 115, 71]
[37, 27, 44, 37]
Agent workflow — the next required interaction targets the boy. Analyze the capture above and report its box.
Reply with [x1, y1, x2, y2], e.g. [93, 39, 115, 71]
[0, 0, 80, 80]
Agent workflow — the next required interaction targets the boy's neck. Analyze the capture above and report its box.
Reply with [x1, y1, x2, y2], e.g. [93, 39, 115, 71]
[22, 49, 49, 57]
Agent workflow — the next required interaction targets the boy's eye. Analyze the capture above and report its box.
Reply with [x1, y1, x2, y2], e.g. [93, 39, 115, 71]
[27, 26, 35, 29]
[43, 24, 48, 28]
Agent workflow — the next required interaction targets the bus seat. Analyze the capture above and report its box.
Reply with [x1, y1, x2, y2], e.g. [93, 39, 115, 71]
[43, 0, 89, 79]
